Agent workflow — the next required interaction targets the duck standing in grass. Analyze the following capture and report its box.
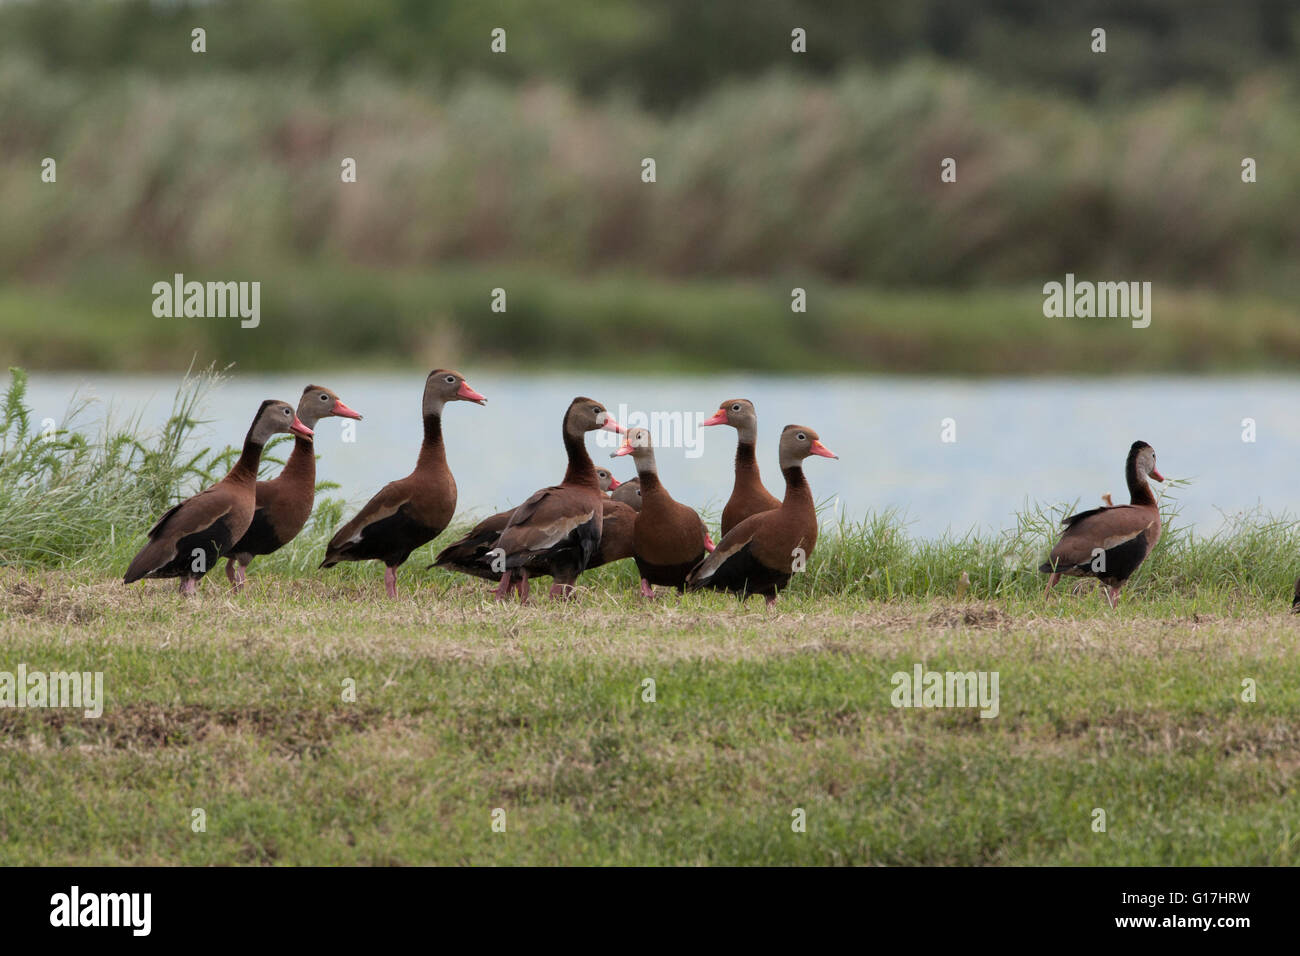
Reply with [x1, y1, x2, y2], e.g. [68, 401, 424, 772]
[491, 397, 625, 602]
[1040, 440, 1166, 608]
[433, 468, 626, 581]
[589, 468, 640, 570]
[613, 426, 714, 596]
[686, 425, 836, 606]
[224, 385, 362, 591]
[702, 398, 780, 536]
[124, 400, 313, 595]
[320, 369, 486, 598]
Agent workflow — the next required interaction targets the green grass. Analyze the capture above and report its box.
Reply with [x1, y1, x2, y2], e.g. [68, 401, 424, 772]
[4, 367, 1300, 864]
[2, 572, 1298, 865]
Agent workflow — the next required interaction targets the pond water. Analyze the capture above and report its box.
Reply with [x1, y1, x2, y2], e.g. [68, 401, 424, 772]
[22, 371, 1299, 539]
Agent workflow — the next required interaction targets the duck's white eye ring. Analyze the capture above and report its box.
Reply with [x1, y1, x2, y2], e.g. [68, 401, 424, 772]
[797, 432, 806, 441]
[444, 375, 455, 384]
[732, 403, 741, 411]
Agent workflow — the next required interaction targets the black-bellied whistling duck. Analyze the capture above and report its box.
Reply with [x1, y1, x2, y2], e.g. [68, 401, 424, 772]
[686, 425, 837, 606]
[320, 369, 486, 597]
[1040, 441, 1166, 608]
[124, 400, 313, 595]
[434, 467, 622, 582]
[1292, 578, 1300, 613]
[589, 476, 638, 570]
[224, 385, 363, 590]
[611, 476, 641, 511]
[492, 397, 625, 602]
[702, 398, 780, 537]
[612, 427, 713, 596]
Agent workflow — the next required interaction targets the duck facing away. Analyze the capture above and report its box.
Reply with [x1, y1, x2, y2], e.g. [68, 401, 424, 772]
[492, 397, 625, 602]
[225, 385, 362, 590]
[320, 369, 486, 597]
[124, 400, 312, 595]
[613, 426, 713, 596]
[686, 425, 836, 606]
[433, 467, 624, 582]
[703, 398, 780, 537]
[1040, 441, 1166, 608]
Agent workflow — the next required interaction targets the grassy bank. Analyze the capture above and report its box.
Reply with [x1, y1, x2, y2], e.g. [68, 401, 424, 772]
[6, 265, 1300, 374]
[2, 571, 1298, 865]
[5, 370, 1300, 865]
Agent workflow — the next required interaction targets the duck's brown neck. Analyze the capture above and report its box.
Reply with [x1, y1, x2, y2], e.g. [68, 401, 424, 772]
[229, 436, 265, 484]
[1128, 473, 1159, 504]
[278, 435, 317, 484]
[562, 428, 600, 490]
[780, 465, 814, 509]
[1127, 466, 1157, 508]
[734, 439, 765, 487]
[637, 467, 664, 498]
[415, 412, 448, 471]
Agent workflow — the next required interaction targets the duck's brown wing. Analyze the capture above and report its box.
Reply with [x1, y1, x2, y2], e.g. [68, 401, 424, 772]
[590, 500, 636, 568]
[1042, 505, 1158, 582]
[124, 484, 246, 582]
[686, 514, 763, 590]
[495, 486, 601, 574]
[432, 508, 516, 577]
[320, 478, 438, 568]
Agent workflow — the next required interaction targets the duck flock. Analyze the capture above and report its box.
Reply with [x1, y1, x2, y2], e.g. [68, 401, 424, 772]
[123, 368, 1166, 607]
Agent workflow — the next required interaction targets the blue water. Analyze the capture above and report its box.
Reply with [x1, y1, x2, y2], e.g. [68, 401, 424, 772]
[22, 371, 1298, 538]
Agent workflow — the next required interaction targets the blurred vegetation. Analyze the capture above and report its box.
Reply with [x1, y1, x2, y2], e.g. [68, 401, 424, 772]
[6, 263, 1300, 374]
[3, 0, 1296, 108]
[5, 59, 1298, 288]
[2, 1, 1297, 372]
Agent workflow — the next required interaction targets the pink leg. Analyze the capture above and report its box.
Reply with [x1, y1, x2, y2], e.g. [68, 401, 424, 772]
[179, 577, 198, 596]
[517, 572, 530, 604]
[495, 571, 514, 601]
[225, 559, 239, 587]
[384, 566, 398, 598]
[1104, 586, 1120, 609]
[765, 594, 777, 609]
[639, 578, 656, 600]
[1044, 572, 1060, 597]
[550, 579, 576, 600]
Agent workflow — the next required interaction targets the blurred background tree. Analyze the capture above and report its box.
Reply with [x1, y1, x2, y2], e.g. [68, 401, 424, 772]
[1, 0, 1297, 372]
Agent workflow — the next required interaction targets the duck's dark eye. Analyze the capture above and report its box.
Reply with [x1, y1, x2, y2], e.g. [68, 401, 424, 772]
[797, 432, 806, 441]
[732, 404, 741, 411]
[445, 376, 455, 384]
[320, 394, 329, 401]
